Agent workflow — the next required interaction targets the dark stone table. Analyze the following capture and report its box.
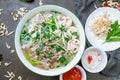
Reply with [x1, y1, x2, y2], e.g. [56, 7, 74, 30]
[0, 0, 119, 80]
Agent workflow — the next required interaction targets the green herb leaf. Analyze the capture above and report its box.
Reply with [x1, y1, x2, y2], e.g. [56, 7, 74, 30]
[64, 37, 71, 42]
[71, 32, 78, 36]
[56, 65, 60, 68]
[59, 56, 66, 63]
[43, 30, 51, 39]
[36, 51, 40, 56]
[36, 32, 40, 39]
[54, 35, 61, 40]
[20, 30, 31, 44]
[59, 25, 66, 31]
[56, 46, 62, 52]
[50, 44, 56, 48]
[49, 27, 53, 34]
[51, 11, 60, 14]
[20, 35, 23, 45]
[105, 20, 120, 42]
[112, 20, 119, 32]
[52, 13, 59, 29]
[106, 36, 120, 42]
[39, 43, 45, 51]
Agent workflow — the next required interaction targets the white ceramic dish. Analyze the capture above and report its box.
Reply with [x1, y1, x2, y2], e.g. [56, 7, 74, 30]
[81, 47, 107, 73]
[59, 65, 87, 80]
[15, 5, 85, 76]
[85, 7, 120, 51]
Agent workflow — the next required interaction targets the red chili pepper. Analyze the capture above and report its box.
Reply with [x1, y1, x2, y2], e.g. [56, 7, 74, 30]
[102, 2, 109, 7]
[117, 4, 120, 10]
[88, 56, 93, 64]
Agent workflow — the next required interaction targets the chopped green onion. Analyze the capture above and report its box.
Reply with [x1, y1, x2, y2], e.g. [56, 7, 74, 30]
[56, 46, 62, 52]
[64, 37, 71, 42]
[71, 32, 78, 36]
[50, 44, 56, 48]
[36, 51, 40, 56]
[59, 56, 66, 63]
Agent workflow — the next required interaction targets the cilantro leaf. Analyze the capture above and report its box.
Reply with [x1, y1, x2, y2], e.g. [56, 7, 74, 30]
[59, 56, 66, 63]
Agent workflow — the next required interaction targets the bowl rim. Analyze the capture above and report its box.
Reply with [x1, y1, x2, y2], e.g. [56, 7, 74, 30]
[15, 5, 86, 76]
[81, 46, 108, 73]
[59, 65, 87, 80]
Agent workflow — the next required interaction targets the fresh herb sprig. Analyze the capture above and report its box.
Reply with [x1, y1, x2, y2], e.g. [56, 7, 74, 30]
[105, 20, 120, 42]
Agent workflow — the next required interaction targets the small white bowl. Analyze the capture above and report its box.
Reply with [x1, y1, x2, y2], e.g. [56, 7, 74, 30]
[81, 47, 107, 73]
[59, 65, 87, 80]
[15, 5, 85, 76]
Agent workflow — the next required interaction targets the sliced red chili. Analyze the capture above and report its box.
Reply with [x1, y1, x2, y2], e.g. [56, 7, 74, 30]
[88, 55, 93, 64]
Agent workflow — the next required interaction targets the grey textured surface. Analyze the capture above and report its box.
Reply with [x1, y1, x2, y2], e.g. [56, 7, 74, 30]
[0, 0, 119, 80]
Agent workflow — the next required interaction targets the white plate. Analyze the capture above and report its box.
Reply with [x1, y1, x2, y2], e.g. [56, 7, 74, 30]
[85, 7, 120, 51]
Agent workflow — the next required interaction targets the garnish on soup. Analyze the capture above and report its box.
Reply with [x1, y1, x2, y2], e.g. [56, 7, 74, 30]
[20, 11, 80, 70]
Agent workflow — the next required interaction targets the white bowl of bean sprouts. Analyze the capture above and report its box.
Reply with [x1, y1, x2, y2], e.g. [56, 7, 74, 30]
[15, 5, 85, 76]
